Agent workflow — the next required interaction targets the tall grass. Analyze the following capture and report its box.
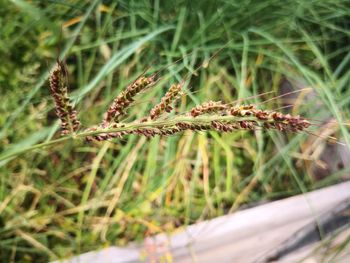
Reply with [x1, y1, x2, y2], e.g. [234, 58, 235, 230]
[0, 0, 349, 261]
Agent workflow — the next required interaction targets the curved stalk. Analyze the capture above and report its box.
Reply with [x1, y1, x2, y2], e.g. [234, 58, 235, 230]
[0, 115, 258, 162]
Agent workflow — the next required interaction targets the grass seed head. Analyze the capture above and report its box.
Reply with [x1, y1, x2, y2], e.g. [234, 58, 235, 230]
[103, 75, 155, 125]
[190, 101, 228, 117]
[228, 105, 311, 132]
[149, 83, 183, 120]
[49, 61, 80, 135]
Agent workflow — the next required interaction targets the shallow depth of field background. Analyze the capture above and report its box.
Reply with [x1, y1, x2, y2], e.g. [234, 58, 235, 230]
[0, 0, 349, 261]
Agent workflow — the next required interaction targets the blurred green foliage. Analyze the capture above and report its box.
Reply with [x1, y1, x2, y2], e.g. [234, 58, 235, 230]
[0, 0, 349, 261]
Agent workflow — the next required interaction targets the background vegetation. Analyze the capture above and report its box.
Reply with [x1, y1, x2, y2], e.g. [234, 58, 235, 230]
[0, 0, 349, 261]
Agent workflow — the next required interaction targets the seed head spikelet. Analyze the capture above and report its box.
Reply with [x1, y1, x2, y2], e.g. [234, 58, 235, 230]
[85, 101, 311, 142]
[228, 105, 311, 132]
[47, 48, 312, 144]
[49, 60, 80, 135]
[149, 83, 183, 120]
[190, 101, 228, 117]
[103, 75, 155, 125]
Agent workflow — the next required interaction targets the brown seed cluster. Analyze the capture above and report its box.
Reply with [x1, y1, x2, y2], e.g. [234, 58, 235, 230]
[190, 101, 228, 117]
[211, 121, 240, 132]
[228, 104, 311, 132]
[103, 76, 155, 125]
[85, 101, 311, 142]
[149, 83, 183, 120]
[49, 61, 80, 135]
[88, 82, 184, 141]
[49, 60, 311, 141]
[85, 112, 311, 142]
[85, 124, 127, 142]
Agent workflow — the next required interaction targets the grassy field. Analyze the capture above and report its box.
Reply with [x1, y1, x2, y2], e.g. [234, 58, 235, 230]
[0, 0, 349, 261]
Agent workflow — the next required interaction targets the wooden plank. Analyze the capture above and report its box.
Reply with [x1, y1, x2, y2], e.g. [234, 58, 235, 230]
[56, 181, 350, 263]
